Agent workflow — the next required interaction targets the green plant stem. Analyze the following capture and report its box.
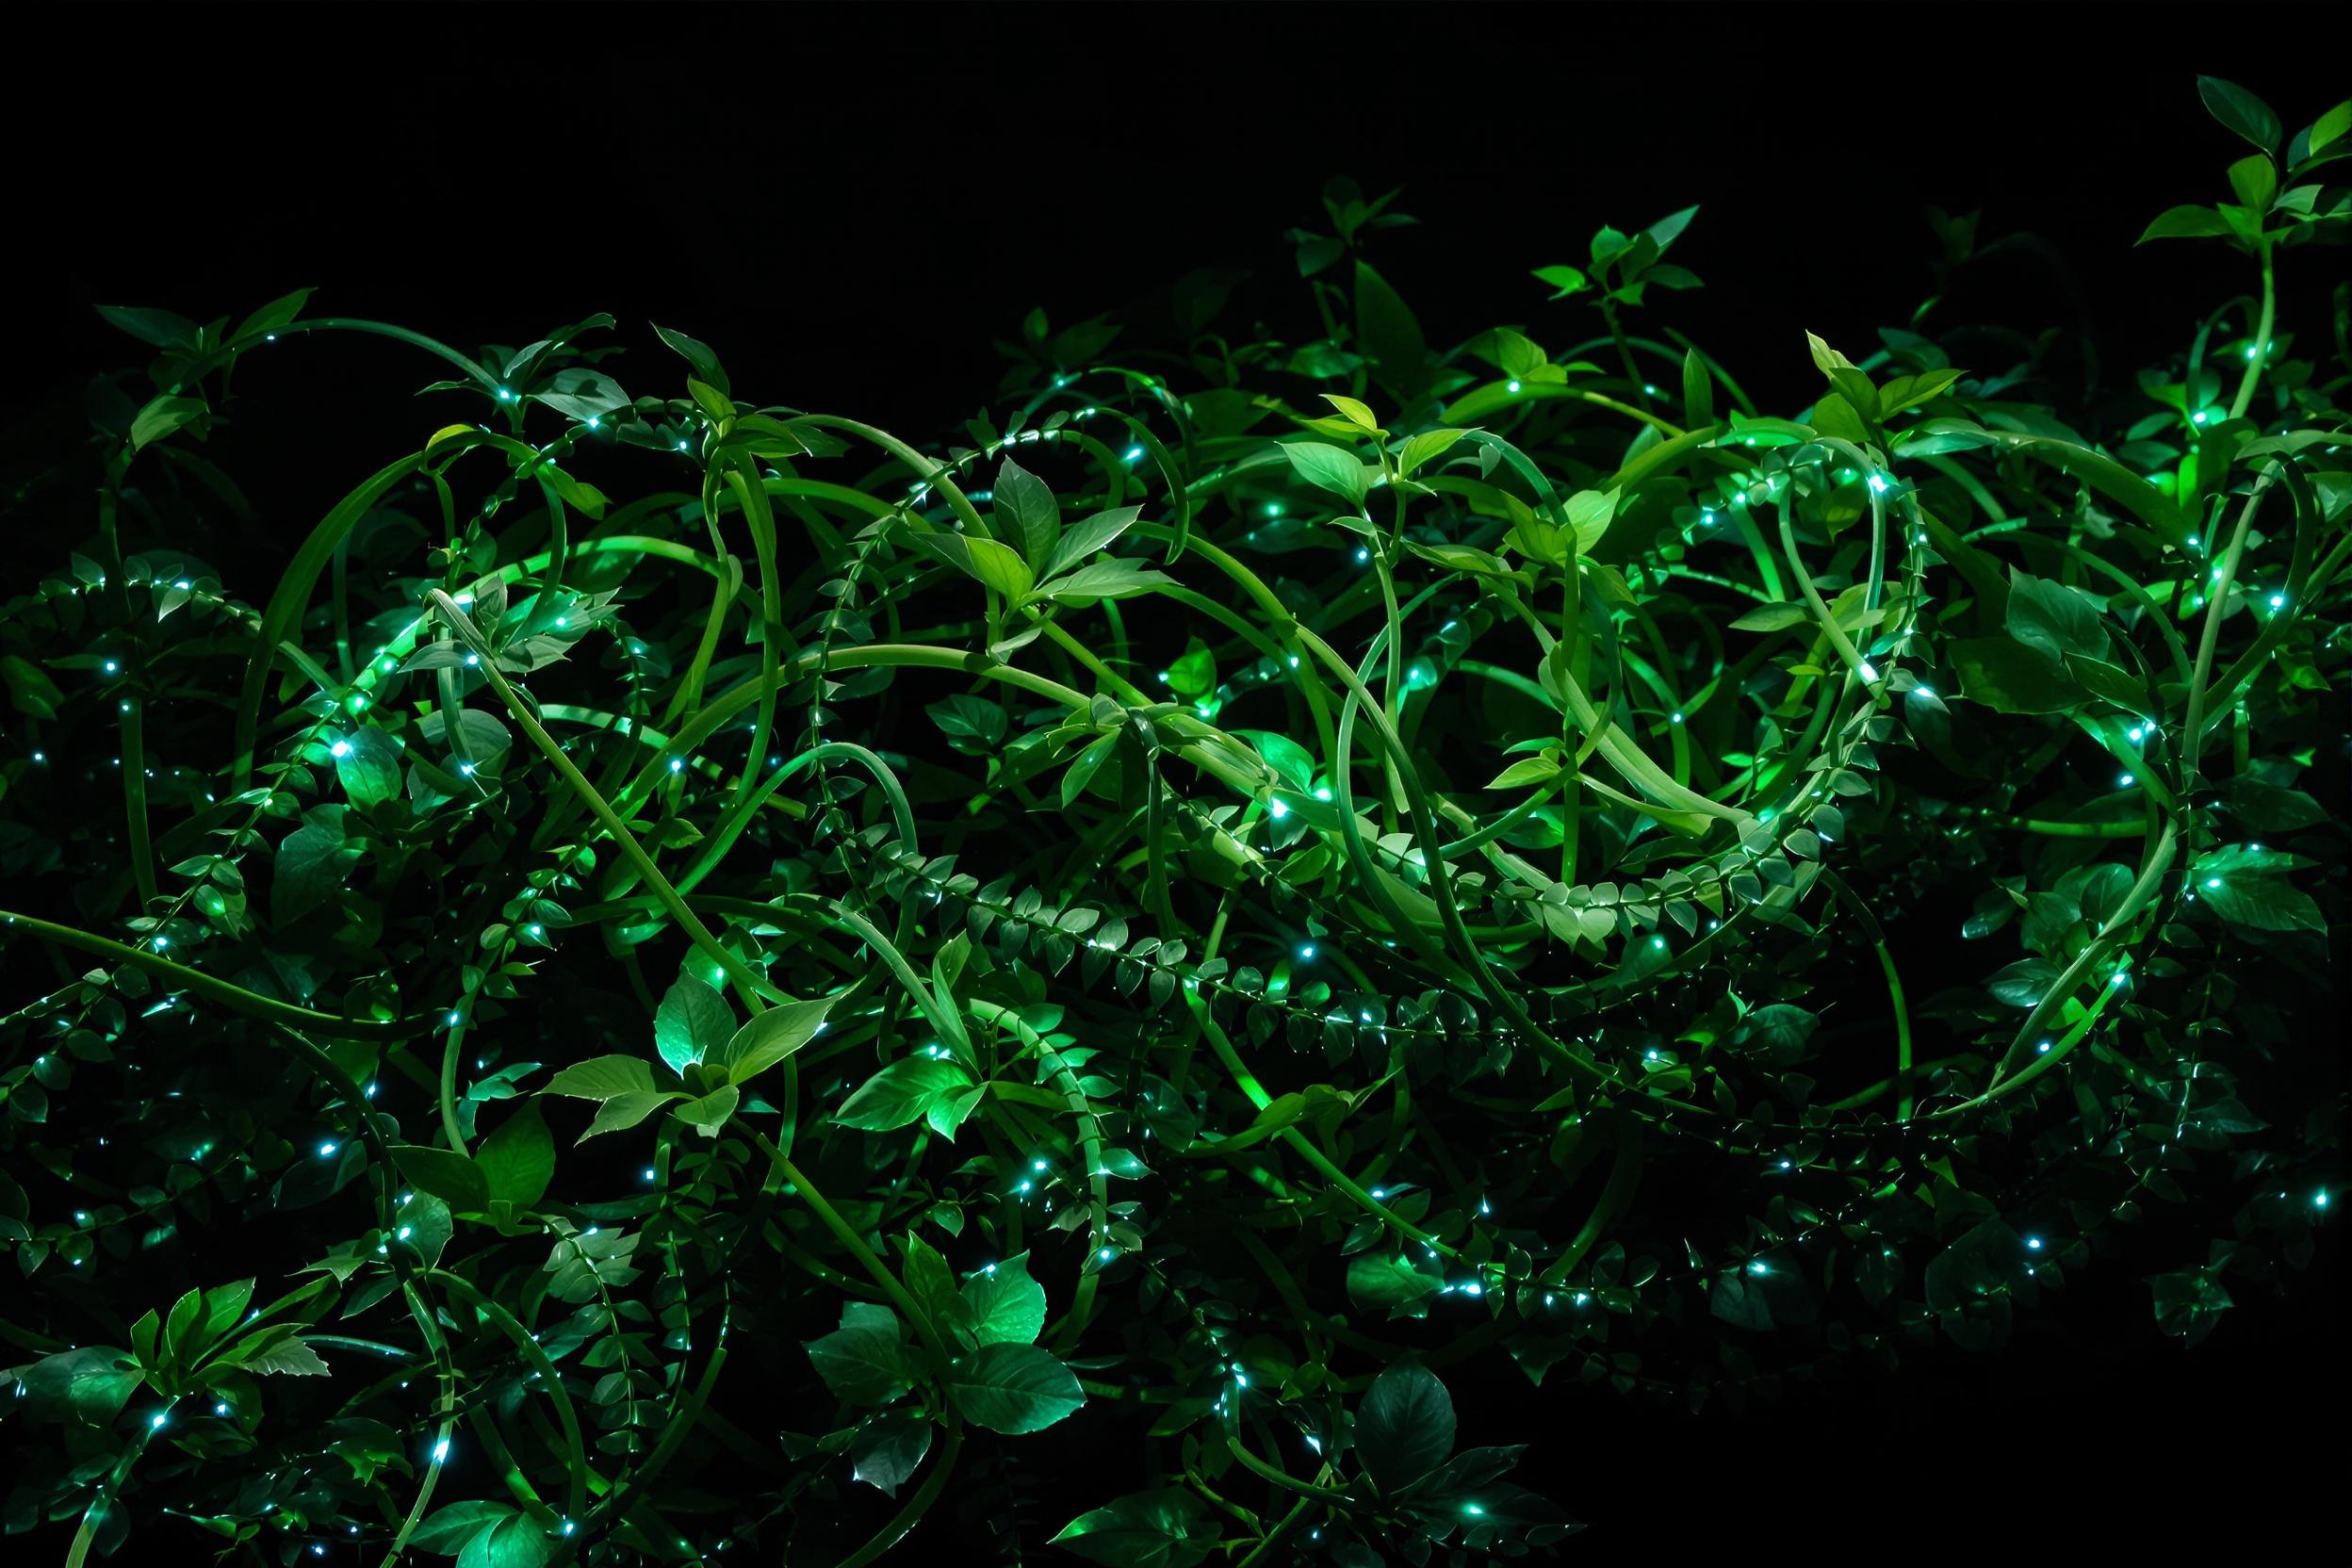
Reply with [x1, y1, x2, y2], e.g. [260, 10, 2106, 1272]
[2227, 244, 2274, 421]
[0, 909, 413, 1037]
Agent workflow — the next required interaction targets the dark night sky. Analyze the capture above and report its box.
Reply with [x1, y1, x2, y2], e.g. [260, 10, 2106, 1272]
[9, 3, 2344, 1553]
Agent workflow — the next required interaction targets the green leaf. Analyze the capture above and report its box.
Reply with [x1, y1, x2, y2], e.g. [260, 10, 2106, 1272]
[272, 812, 357, 925]
[836, 1057, 977, 1133]
[2200, 875, 2325, 933]
[673, 1085, 740, 1136]
[577, 1092, 681, 1144]
[949, 1342, 1086, 1434]
[235, 1334, 331, 1377]
[543, 1056, 656, 1101]
[653, 323, 729, 394]
[1050, 1489, 1218, 1568]
[2005, 570, 2109, 662]
[131, 395, 208, 452]
[1681, 347, 1714, 428]
[1042, 557, 1179, 603]
[1485, 756, 1560, 791]
[387, 1145, 491, 1211]
[719, 995, 837, 1086]
[231, 287, 314, 344]
[1045, 505, 1143, 577]
[475, 1102, 554, 1208]
[961, 1252, 1049, 1347]
[2199, 75, 2281, 154]
[850, 1412, 934, 1497]
[1950, 638, 2082, 714]
[1565, 488, 1617, 554]
[2310, 100, 2350, 155]
[335, 727, 403, 809]
[1397, 428, 1467, 477]
[1355, 259, 1429, 399]
[4, 1346, 140, 1430]
[1531, 264, 1588, 298]
[2228, 154, 2278, 214]
[1730, 602, 1810, 633]
[1320, 393, 1382, 433]
[654, 973, 734, 1075]
[2138, 204, 2231, 242]
[994, 458, 1061, 569]
[1282, 441, 1372, 505]
[97, 303, 200, 350]
[2065, 653, 2150, 716]
[1166, 637, 1217, 703]
[2, 655, 64, 719]
[413, 1501, 518, 1555]
[966, 536, 1037, 603]
[458, 1512, 553, 1568]
[1348, 1250, 1445, 1321]
[1357, 1359, 1455, 1494]
[805, 1304, 915, 1407]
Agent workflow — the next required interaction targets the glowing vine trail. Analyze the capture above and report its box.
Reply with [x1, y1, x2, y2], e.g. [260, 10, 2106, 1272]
[0, 77, 2344, 1567]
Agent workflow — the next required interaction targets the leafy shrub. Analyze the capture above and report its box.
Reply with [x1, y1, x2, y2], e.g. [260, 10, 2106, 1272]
[1, 75, 2344, 1566]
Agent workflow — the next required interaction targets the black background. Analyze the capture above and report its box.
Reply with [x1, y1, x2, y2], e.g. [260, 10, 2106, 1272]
[8, 3, 2344, 1555]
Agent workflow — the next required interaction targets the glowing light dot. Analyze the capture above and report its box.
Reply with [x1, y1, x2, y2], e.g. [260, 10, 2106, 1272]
[2268, 594, 2284, 609]
[1868, 473, 1888, 493]
[447, 1011, 462, 1026]
[1314, 786, 1332, 801]
[2117, 774, 2135, 787]
[643, 1168, 657, 1183]
[1099, 1248, 1116, 1262]
[104, 661, 119, 673]
[497, 388, 514, 401]
[670, 758, 684, 772]
[1859, 662, 1879, 681]
[1507, 380, 1522, 393]
[1671, 712, 1684, 724]
[1268, 798, 1289, 819]
[1748, 1261, 1769, 1276]
[1033, 1158, 1049, 1171]
[2206, 877, 2222, 890]
[318, 1141, 337, 1157]
[215, 1402, 230, 1415]
[331, 739, 351, 758]
[2026, 1236, 2044, 1250]
[1298, 943, 1315, 959]
[433, 1438, 450, 1462]
[528, 923, 544, 937]
[2037, 1040, 2052, 1054]
[151, 1413, 168, 1429]
[1123, 446, 1143, 463]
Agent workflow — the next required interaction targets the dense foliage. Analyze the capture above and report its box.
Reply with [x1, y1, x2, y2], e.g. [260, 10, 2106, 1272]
[2, 76, 2345, 1567]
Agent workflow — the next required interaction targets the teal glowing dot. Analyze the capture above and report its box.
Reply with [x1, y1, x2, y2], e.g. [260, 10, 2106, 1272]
[2117, 774, 2135, 787]
[1033, 1158, 1049, 1171]
[1266, 501, 1283, 517]
[1298, 943, 1315, 959]
[1355, 547, 1370, 563]
[382, 658, 397, 672]
[528, 923, 544, 937]
[215, 1402, 230, 1415]
[2268, 593, 2285, 609]
[1123, 446, 1144, 463]
[433, 1438, 450, 1462]
[2026, 1236, 2043, 1250]
[1868, 474, 1889, 493]
[585, 416, 600, 430]
[2206, 877, 2221, 889]
[1268, 798, 1290, 819]
[1099, 1248, 1115, 1262]
[643, 1168, 657, 1183]
[2037, 1040, 2052, 1054]
[1465, 1503, 1485, 1516]
[1314, 786, 1332, 801]
[2317, 1191, 2329, 1208]
[1671, 712, 1684, 724]
[318, 1141, 337, 1157]
[1748, 1261, 1769, 1276]
[104, 660, 119, 674]
[331, 739, 351, 758]
[1859, 662, 1879, 681]
[1507, 380, 1521, 393]
[448, 1011, 462, 1025]
[151, 1413, 168, 1429]
[497, 388, 514, 401]
[670, 758, 685, 773]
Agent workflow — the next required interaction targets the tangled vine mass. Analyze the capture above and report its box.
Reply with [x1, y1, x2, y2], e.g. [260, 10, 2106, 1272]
[2, 77, 2345, 1567]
